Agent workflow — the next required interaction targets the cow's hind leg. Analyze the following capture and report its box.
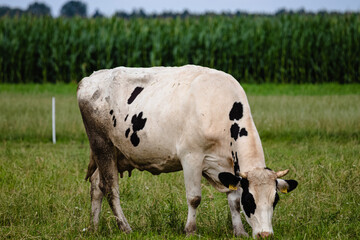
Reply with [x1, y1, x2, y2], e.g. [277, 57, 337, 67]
[89, 168, 103, 231]
[91, 136, 132, 233]
[181, 153, 203, 235]
[85, 149, 103, 231]
[227, 190, 249, 237]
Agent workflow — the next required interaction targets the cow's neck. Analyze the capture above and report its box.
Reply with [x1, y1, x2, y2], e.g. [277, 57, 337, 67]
[234, 122, 265, 173]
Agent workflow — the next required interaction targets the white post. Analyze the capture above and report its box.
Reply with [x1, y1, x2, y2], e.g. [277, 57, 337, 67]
[52, 97, 56, 144]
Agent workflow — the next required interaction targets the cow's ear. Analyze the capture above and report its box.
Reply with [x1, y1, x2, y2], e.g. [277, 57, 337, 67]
[277, 179, 298, 193]
[218, 172, 240, 190]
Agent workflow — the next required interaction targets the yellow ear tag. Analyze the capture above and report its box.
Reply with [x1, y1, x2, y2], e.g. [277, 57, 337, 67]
[280, 188, 288, 193]
[229, 184, 238, 190]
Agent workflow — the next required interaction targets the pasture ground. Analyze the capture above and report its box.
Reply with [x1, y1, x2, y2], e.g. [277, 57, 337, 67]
[0, 83, 359, 239]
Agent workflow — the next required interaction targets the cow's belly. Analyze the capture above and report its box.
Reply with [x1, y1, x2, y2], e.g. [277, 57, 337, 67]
[125, 155, 183, 175]
[114, 141, 183, 175]
[112, 124, 184, 175]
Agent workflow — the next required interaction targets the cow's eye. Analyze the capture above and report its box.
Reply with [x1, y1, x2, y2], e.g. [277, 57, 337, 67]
[273, 193, 279, 209]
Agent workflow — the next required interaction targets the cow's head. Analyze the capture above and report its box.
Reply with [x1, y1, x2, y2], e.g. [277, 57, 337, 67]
[219, 168, 298, 238]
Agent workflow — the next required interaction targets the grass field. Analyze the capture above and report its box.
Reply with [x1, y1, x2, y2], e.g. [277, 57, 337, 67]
[0, 83, 359, 239]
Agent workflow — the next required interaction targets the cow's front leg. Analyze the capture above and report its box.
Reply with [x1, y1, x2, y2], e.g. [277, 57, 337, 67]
[181, 153, 203, 235]
[90, 168, 103, 231]
[227, 190, 249, 237]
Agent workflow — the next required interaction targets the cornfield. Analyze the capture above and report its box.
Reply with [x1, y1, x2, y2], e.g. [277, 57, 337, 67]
[0, 14, 359, 83]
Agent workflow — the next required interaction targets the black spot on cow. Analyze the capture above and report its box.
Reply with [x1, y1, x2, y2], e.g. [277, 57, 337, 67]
[234, 152, 240, 175]
[131, 112, 147, 132]
[125, 128, 130, 138]
[127, 87, 144, 104]
[240, 178, 256, 218]
[230, 123, 240, 141]
[231, 151, 240, 174]
[231, 151, 239, 162]
[230, 124, 248, 142]
[110, 110, 117, 127]
[229, 102, 243, 120]
[130, 133, 140, 147]
[230, 142, 232, 146]
[265, 167, 273, 171]
[239, 128, 248, 137]
[273, 193, 279, 209]
[124, 114, 128, 122]
[127, 112, 147, 147]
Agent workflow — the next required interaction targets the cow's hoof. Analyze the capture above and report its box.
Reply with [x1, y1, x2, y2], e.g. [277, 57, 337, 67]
[185, 231, 196, 237]
[119, 224, 132, 234]
[88, 224, 98, 232]
[122, 227, 132, 234]
[184, 224, 196, 236]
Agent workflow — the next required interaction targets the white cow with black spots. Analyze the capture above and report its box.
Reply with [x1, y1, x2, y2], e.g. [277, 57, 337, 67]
[77, 65, 298, 238]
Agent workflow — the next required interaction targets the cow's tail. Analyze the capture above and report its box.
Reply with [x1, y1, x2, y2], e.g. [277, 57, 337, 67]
[85, 150, 97, 181]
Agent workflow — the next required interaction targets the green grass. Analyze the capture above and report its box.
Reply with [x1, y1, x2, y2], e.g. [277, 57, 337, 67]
[0, 83, 359, 239]
[242, 83, 360, 96]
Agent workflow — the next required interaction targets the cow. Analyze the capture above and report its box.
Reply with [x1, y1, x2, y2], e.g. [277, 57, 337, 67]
[77, 65, 298, 238]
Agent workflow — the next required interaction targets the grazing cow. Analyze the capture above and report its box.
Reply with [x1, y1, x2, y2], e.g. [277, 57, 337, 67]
[77, 65, 298, 238]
